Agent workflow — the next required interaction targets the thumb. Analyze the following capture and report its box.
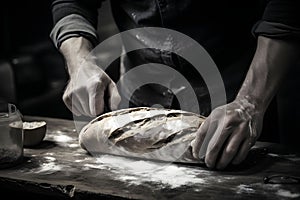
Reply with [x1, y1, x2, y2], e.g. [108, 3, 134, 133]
[107, 82, 121, 111]
[191, 117, 210, 159]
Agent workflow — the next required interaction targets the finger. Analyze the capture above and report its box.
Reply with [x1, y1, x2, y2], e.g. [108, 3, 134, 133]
[76, 88, 92, 117]
[205, 120, 232, 169]
[72, 93, 87, 116]
[216, 124, 246, 170]
[63, 80, 87, 116]
[89, 82, 105, 116]
[63, 92, 81, 116]
[107, 82, 121, 111]
[232, 138, 253, 165]
[86, 73, 107, 116]
[191, 117, 210, 159]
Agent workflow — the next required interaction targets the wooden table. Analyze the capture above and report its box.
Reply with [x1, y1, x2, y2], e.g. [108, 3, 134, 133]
[0, 116, 299, 200]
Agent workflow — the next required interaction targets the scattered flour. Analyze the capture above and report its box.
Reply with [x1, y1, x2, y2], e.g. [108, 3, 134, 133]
[84, 163, 106, 170]
[69, 143, 79, 148]
[34, 161, 62, 174]
[84, 155, 207, 188]
[53, 135, 74, 143]
[246, 183, 300, 199]
[32, 156, 62, 174]
[276, 189, 300, 199]
[236, 184, 255, 194]
[117, 164, 205, 188]
[44, 156, 56, 162]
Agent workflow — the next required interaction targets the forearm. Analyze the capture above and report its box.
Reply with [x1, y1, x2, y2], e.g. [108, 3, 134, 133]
[50, 0, 102, 49]
[60, 37, 94, 76]
[236, 36, 299, 112]
[59, 35, 121, 116]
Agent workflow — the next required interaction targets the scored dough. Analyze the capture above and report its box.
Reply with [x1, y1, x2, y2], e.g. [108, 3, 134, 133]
[79, 107, 206, 163]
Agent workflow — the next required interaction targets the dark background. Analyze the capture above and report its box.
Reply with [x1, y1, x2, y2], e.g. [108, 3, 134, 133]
[0, 0, 120, 120]
[0, 0, 299, 147]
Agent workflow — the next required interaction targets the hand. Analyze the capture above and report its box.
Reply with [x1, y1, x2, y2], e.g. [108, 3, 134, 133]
[191, 98, 264, 170]
[63, 59, 121, 117]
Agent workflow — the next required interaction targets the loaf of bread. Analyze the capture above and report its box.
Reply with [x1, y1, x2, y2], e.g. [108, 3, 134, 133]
[79, 107, 206, 163]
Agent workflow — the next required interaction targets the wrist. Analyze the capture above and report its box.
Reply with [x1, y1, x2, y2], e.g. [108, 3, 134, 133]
[60, 37, 94, 76]
[234, 95, 266, 115]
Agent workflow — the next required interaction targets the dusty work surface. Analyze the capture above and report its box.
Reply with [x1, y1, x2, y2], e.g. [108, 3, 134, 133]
[0, 116, 299, 200]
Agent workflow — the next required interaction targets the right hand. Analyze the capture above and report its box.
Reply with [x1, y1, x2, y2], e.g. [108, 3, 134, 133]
[63, 59, 121, 117]
[191, 98, 264, 170]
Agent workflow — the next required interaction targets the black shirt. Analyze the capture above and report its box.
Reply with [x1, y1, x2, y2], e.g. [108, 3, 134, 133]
[50, 0, 300, 116]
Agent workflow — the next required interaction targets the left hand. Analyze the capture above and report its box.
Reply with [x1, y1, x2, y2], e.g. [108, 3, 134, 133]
[191, 98, 264, 170]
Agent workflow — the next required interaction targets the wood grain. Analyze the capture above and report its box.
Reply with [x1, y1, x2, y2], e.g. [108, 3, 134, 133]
[0, 115, 299, 199]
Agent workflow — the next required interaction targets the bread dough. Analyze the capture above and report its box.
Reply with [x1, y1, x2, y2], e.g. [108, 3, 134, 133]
[79, 107, 206, 163]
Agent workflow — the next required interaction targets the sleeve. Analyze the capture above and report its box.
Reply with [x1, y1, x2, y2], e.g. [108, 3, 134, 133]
[50, 0, 104, 48]
[252, 0, 300, 40]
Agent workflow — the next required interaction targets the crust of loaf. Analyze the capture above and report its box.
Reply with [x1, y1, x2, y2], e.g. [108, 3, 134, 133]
[79, 107, 206, 163]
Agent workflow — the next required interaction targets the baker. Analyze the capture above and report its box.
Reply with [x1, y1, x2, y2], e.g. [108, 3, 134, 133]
[50, 0, 300, 170]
